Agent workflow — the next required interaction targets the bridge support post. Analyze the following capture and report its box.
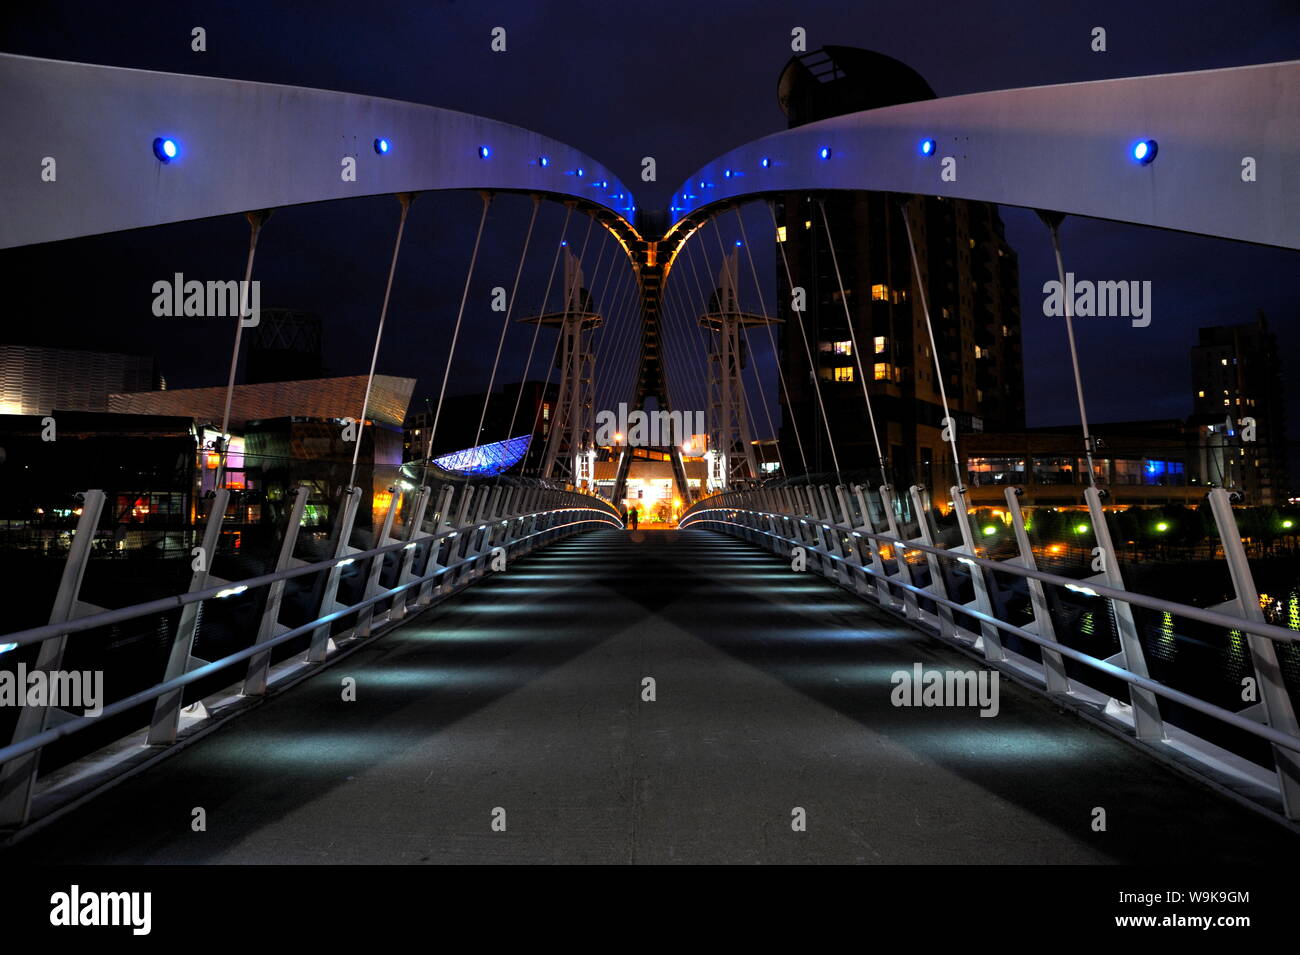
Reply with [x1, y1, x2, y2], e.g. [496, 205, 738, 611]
[305, 486, 362, 663]
[356, 487, 401, 638]
[389, 486, 432, 622]
[1004, 487, 1070, 694]
[909, 485, 958, 640]
[1205, 487, 1300, 818]
[1082, 486, 1163, 741]
[879, 485, 921, 621]
[147, 488, 232, 745]
[0, 490, 106, 830]
[947, 485, 1005, 662]
[243, 486, 310, 696]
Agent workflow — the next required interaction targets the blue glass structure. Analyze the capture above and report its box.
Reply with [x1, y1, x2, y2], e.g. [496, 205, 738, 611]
[432, 434, 532, 476]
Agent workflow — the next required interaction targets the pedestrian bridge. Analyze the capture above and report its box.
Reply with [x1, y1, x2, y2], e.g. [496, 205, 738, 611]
[3, 52, 1300, 860]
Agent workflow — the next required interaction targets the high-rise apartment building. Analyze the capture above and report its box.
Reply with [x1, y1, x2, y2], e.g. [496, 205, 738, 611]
[1190, 312, 1287, 505]
[774, 47, 1024, 489]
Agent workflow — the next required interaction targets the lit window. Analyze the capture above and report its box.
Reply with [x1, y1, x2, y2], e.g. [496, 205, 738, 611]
[873, 363, 893, 381]
[1221, 358, 1228, 366]
[833, 366, 854, 382]
[874, 336, 886, 354]
[871, 284, 889, 301]
[833, 340, 852, 355]
[804, 220, 812, 230]
[1197, 390, 1204, 398]
[776, 225, 787, 243]
[542, 404, 550, 419]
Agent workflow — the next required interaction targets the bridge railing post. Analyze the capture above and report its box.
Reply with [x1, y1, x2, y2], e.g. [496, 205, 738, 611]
[1004, 486, 1070, 694]
[304, 486, 362, 663]
[1205, 487, 1300, 817]
[909, 484, 957, 640]
[0, 490, 106, 830]
[947, 485, 1005, 662]
[1082, 485, 1163, 741]
[243, 485, 310, 696]
[147, 487, 231, 745]
[878, 485, 921, 621]
[389, 485, 432, 623]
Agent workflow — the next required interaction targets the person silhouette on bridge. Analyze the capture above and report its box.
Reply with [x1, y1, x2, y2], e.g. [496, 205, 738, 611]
[629, 506, 638, 531]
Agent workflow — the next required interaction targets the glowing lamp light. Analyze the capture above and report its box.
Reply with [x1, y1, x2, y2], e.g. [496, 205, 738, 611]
[1283, 520, 1294, 529]
[373, 138, 390, 155]
[982, 525, 997, 536]
[1075, 523, 1090, 534]
[734, 239, 742, 247]
[760, 157, 771, 168]
[818, 146, 832, 160]
[153, 137, 179, 163]
[539, 155, 550, 167]
[576, 168, 585, 177]
[1132, 139, 1158, 164]
[1155, 521, 1169, 532]
[723, 168, 732, 178]
[613, 432, 624, 443]
[478, 145, 490, 159]
[919, 138, 936, 156]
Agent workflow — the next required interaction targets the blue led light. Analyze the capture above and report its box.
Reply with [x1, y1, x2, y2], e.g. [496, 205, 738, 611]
[819, 146, 832, 160]
[723, 168, 732, 178]
[760, 157, 771, 168]
[539, 155, 550, 167]
[576, 168, 584, 177]
[1132, 139, 1158, 164]
[374, 138, 390, 155]
[478, 145, 490, 159]
[734, 240, 742, 247]
[919, 138, 935, 156]
[153, 137, 179, 163]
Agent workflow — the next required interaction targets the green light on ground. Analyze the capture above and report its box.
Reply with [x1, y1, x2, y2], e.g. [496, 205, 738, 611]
[982, 525, 997, 536]
[1155, 522, 1169, 532]
[1075, 523, 1090, 534]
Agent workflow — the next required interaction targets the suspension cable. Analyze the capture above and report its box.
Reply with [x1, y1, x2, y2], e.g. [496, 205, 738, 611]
[503, 204, 573, 447]
[899, 197, 965, 494]
[1044, 215, 1099, 488]
[473, 195, 540, 455]
[349, 193, 413, 488]
[215, 210, 269, 487]
[767, 200, 841, 484]
[422, 191, 492, 482]
[817, 199, 889, 488]
[734, 206, 809, 477]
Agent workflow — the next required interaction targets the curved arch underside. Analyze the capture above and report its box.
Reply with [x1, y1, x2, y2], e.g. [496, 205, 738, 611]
[0, 54, 637, 249]
[668, 60, 1300, 251]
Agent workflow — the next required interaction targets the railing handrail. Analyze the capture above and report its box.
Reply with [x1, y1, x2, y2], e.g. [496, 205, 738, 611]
[0, 502, 619, 651]
[681, 498, 1299, 646]
[0, 514, 614, 768]
[680, 513, 1300, 755]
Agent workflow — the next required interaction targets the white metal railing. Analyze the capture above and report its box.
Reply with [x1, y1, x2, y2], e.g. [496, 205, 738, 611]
[680, 482, 1300, 821]
[0, 479, 621, 831]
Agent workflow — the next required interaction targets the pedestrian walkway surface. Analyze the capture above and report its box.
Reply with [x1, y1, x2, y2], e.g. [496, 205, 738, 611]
[7, 528, 1295, 864]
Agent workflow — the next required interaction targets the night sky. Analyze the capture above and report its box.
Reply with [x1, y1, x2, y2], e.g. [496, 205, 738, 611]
[2, 0, 1298, 443]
